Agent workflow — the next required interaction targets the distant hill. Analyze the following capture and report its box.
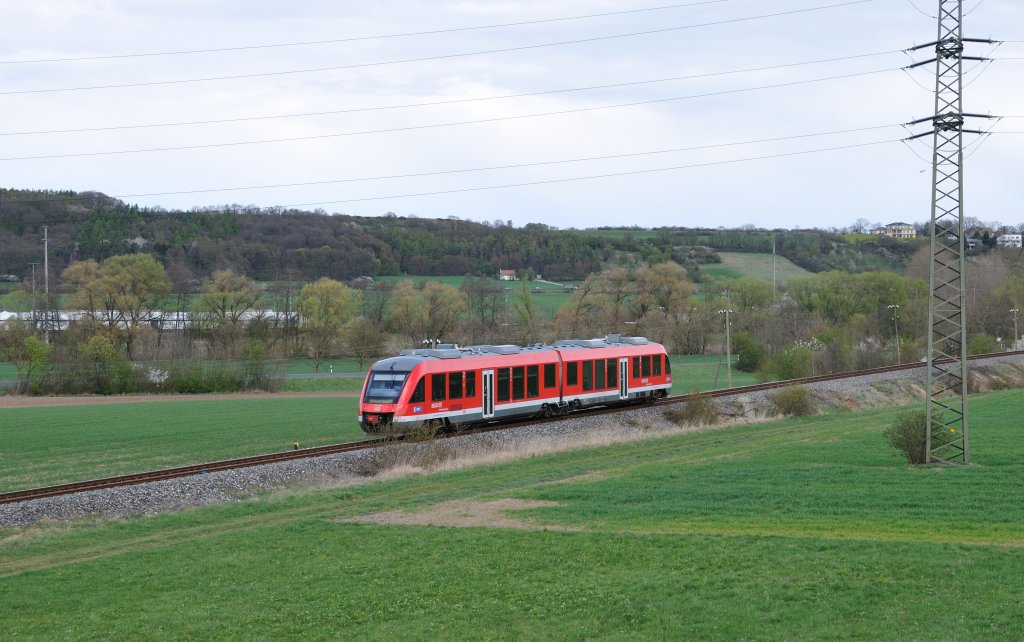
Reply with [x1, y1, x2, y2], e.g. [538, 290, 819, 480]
[0, 189, 924, 290]
[0, 189, 605, 285]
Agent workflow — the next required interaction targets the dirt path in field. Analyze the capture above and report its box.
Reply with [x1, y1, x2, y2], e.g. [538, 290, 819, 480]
[0, 391, 359, 408]
[339, 498, 580, 531]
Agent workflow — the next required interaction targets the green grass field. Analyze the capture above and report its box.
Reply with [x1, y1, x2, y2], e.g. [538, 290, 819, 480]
[0, 356, 743, 490]
[0, 397, 363, 492]
[700, 252, 812, 285]
[2, 390, 1023, 639]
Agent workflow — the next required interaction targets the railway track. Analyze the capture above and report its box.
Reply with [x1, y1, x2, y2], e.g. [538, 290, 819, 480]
[3, 349, 1021, 506]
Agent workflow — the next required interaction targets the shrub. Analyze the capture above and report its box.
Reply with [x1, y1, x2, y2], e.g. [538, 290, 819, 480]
[770, 386, 817, 417]
[772, 345, 814, 380]
[732, 332, 766, 373]
[884, 409, 957, 465]
[968, 333, 998, 356]
[664, 393, 719, 426]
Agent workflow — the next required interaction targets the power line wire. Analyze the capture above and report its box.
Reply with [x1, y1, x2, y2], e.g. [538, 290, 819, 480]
[0, 0, 734, 65]
[0, 50, 902, 137]
[104, 125, 902, 199]
[1, 1, 877, 95]
[274, 140, 900, 209]
[0, 67, 901, 161]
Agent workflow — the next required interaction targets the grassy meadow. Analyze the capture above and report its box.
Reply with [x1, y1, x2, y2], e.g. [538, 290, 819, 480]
[700, 251, 812, 285]
[2, 390, 1023, 639]
[1, 355, 744, 491]
[0, 397, 363, 492]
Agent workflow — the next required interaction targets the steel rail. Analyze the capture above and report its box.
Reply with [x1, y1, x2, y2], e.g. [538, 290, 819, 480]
[2, 349, 1021, 505]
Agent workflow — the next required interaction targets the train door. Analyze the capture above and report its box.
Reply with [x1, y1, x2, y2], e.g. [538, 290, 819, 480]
[482, 369, 495, 419]
[618, 358, 629, 400]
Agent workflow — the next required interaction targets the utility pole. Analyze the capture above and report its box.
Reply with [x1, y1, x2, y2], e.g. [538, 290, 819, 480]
[1011, 308, 1019, 349]
[28, 262, 39, 323]
[887, 304, 901, 364]
[905, 1, 994, 464]
[772, 238, 777, 293]
[718, 308, 733, 388]
[42, 226, 51, 342]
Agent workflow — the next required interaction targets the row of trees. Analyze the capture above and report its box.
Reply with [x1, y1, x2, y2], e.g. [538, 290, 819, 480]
[5, 244, 1024, 394]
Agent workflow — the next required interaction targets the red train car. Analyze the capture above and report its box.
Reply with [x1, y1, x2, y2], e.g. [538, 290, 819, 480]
[359, 334, 671, 434]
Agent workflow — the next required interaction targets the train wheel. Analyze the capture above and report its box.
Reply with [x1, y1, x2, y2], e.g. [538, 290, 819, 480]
[543, 405, 553, 418]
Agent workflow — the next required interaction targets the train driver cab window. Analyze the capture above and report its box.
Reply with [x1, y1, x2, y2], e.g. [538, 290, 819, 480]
[665, 356, 672, 374]
[410, 378, 425, 404]
[527, 365, 539, 398]
[653, 355, 662, 376]
[449, 371, 463, 400]
[642, 355, 652, 377]
[512, 367, 525, 400]
[543, 363, 556, 388]
[582, 360, 593, 391]
[465, 371, 476, 397]
[595, 359, 605, 389]
[363, 371, 410, 404]
[566, 362, 578, 386]
[497, 369, 510, 402]
[632, 357, 640, 378]
[431, 374, 447, 401]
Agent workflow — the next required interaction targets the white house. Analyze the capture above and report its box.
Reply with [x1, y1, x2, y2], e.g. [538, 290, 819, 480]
[997, 234, 1023, 248]
[498, 269, 516, 281]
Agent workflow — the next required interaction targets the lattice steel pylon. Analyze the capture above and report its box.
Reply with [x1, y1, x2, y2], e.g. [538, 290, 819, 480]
[906, 2, 993, 464]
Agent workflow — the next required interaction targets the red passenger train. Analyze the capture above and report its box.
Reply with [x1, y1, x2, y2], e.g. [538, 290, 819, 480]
[359, 334, 672, 434]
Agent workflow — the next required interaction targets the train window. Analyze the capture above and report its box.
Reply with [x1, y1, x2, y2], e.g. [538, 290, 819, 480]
[543, 363, 556, 388]
[566, 362, 578, 386]
[595, 359, 605, 389]
[465, 371, 476, 397]
[431, 374, 446, 401]
[642, 355, 651, 377]
[665, 356, 671, 374]
[449, 371, 463, 399]
[363, 371, 409, 404]
[607, 359, 617, 387]
[527, 365, 539, 398]
[582, 360, 593, 391]
[632, 357, 640, 378]
[410, 378, 425, 403]
[497, 369, 510, 402]
[512, 367, 525, 400]
[653, 355, 662, 376]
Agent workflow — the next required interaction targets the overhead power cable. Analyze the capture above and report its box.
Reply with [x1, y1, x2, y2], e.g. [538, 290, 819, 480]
[0, 50, 902, 137]
[0, 67, 901, 161]
[106, 124, 902, 199]
[1, 1, 733, 65]
[276, 139, 900, 209]
[1, 0, 877, 95]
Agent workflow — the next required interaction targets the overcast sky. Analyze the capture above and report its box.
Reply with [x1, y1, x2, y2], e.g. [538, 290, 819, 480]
[2, 0, 1021, 230]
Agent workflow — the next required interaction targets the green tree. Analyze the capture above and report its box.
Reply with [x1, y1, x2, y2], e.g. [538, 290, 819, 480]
[63, 254, 171, 358]
[191, 269, 264, 355]
[732, 332, 766, 373]
[296, 278, 361, 372]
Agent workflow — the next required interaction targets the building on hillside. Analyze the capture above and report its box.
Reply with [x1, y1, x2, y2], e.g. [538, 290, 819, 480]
[498, 269, 516, 281]
[997, 234, 1023, 248]
[883, 222, 917, 239]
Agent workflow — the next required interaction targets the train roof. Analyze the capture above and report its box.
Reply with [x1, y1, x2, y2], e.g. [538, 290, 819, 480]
[371, 334, 657, 371]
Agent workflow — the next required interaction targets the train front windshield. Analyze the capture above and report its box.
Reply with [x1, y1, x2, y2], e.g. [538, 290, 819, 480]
[363, 371, 410, 404]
